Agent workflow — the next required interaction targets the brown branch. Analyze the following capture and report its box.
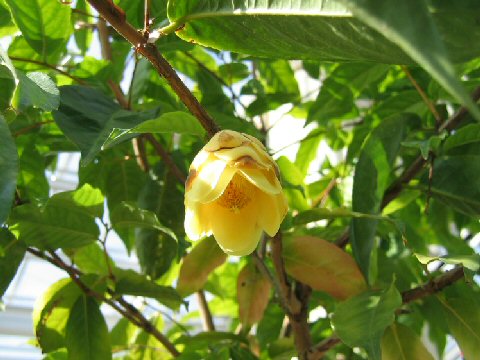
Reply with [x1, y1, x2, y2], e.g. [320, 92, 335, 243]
[86, 0, 220, 137]
[26, 247, 180, 357]
[271, 232, 312, 359]
[13, 120, 55, 137]
[9, 57, 87, 85]
[401, 65, 442, 125]
[196, 291, 215, 331]
[307, 266, 466, 358]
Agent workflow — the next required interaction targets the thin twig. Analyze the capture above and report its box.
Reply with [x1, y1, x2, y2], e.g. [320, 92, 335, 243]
[26, 247, 181, 357]
[9, 57, 87, 85]
[196, 291, 215, 331]
[144, 134, 186, 183]
[86, 0, 220, 137]
[401, 65, 442, 125]
[13, 120, 55, 137]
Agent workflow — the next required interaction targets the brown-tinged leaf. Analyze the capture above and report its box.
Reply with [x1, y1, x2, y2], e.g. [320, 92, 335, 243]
[237, 262, 271, 327]
[176, 237, 227, 297]
[283, 236, 366, 299]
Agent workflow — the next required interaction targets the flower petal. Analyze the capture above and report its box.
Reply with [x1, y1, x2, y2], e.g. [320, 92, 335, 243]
[184, 200, 212, 240]
[186, 160, 237, 203]
[240, 168, 282, 194]
[258, 191, 288, 236]
[204, 130, 247, 152]
[214, 146, 271, 169]
[205, 198, 262, 256]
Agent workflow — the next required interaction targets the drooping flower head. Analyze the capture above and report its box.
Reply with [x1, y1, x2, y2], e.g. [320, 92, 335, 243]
[184, 130, 288, 256]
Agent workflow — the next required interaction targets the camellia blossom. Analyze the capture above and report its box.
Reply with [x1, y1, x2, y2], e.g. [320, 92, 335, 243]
[184, 130, 288, 256]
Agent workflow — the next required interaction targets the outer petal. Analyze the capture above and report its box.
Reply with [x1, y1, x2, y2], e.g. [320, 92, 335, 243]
[186, 160, 236, 203]
[204, 130, 247, 152]
[240, 168, 282, 195]
[205, 198, 262, 256]
[214, 146, 271, 169]
[258, 191, 288, 236]
[184, 200, 212, 240]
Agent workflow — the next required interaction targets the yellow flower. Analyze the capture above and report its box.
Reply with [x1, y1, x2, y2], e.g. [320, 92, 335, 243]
[184, 130, 288, 256]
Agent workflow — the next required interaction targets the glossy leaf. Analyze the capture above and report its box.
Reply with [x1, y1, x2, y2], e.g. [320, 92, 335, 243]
[177, 236, 227, 297]
[65, 295, 112, 360]
[0, 229, 25, 297]
[415, 253, 480, 272]
[113, 268, 184, 310]
[104, 111, 206, 147]
[381, 323, 434, 360]
[53, 86, 157, 165]
[341, 0, 480, 120]
[283, 236, 366, 300]
[331, 281, 402, 359]
[423, 155, 480, 216]
[440, 295, 480, 360]
[110, 201, 177, 241]
[351, 114, 409, 279]
[0, 46, 16, 110]
[0, 114, 18, 224]
[166, 1, 480, 65]
[5, 0, 72, 58]
[9, 200, 99, 250]
[237, 262, 271, 326]
[48, 184, 104, 218]
[15, 71, 59, 111]
[443, 123, 480, 152]
[33, 278, 82, 352]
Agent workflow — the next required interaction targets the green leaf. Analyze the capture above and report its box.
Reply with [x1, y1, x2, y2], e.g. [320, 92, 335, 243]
[111, 201, 177, 241]
[351, 114, 409, 279]
[48, 184, 104, 218]
[0, 47, 17, 110]
[53, 86, 157, 165]
[15, 71, 59, 111]
[10, 201, 99, 250]
[65, 295, 112, 360]
[295, 128, 322, 177]
[129, 316, 167, 360]
[17, 142, 49, 202]
[276, 156, 309, 211]
[73, 0, 92, 55]
[422, 155, 480, 216]
[175, 332, 248, 347]
[110, 317, 137, 352]
[401, 132, 447, 160]
[0, 114, 18, 224]
[308, 78, 356, 123]
[340, 0, 480, 120]
[42, 348, 68, 360]
[5, 0, 72, 58]
[331, 281, 402, 360]
[104, 111, 206, 147]
[443, 123, 480, 153]
[33, 278, 82, 353]
[381, 323, 434, 360]
[113, 268, 184, 310]
[0, 229, 26, 297]
[415, 253, 480, 272]
[166, 1, 480, 65]
[439, 295, 480, 360]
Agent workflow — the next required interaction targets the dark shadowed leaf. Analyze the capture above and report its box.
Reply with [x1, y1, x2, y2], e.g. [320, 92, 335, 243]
[351, 114, 409, 279]
[332, 281, 401, 360]
[65, 295, 112, 360]
[0, 229, 25, 297]
[0, 114, 18, 224]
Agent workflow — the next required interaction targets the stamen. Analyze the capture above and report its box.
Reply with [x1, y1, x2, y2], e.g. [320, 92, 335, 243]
[216, 174, 254, 213]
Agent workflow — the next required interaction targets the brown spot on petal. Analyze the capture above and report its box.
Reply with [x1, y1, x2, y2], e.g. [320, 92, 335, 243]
[185, 169, 198, 191]
[234, 155, 260, 169]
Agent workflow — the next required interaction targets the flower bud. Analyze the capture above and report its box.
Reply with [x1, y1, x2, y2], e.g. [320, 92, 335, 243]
[184, 130, 288, 256]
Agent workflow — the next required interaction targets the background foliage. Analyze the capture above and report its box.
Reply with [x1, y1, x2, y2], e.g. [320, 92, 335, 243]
[1, 0, 480, 359]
